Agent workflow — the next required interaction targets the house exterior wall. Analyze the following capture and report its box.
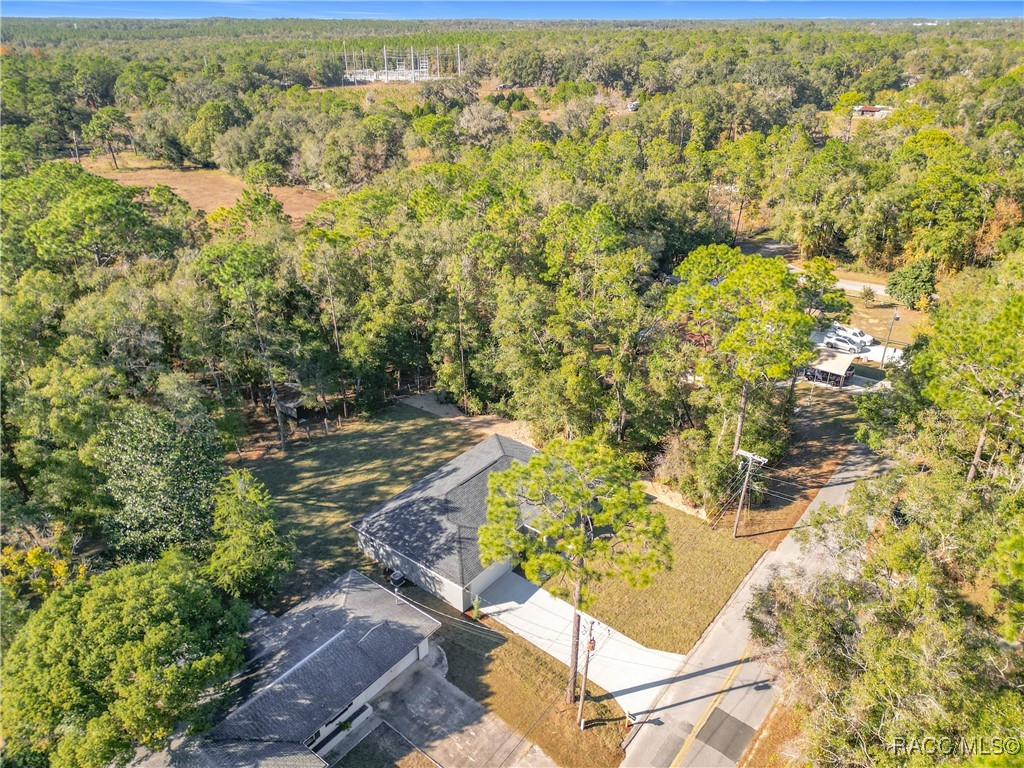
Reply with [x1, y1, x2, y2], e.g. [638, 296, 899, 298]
[466, 560, 512, 607]
[357, 532, 464, 610]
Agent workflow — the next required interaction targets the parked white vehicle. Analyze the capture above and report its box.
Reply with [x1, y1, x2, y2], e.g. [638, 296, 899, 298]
[823, 331, 865, 353]
[832, 323, 875, 346]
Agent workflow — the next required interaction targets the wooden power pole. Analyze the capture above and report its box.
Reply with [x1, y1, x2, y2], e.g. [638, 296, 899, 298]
[577, 623, 597, 730]
[733, 449, 767, 539]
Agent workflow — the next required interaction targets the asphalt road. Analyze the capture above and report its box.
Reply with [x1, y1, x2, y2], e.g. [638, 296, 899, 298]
[746, 238, 890, 297]
[622, 445, 889, 768]
[790, 264, 889, 297]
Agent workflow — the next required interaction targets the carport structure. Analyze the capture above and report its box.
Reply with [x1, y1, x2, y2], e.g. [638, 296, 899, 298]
[804, 348, 856, 388]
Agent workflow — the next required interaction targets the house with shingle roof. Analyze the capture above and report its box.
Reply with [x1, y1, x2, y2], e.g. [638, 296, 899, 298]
[132, 570, 439, 768]
[353, 434, 536, 611]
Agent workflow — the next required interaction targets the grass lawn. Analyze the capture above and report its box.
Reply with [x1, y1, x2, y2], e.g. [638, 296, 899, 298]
[739, 702, 804, 768]
[582, 504, 765, 655]
[241, 404, 478, 610]
[403, 586, 628, 768]
[850, 362, 885, 380]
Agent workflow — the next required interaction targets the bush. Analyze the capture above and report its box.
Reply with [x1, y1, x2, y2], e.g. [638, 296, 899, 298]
[656, 429, 736, 511]
[887, 258, 936, 307]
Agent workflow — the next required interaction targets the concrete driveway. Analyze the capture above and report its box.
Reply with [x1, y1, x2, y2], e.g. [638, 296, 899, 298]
[336, 646, 555, 768]
[480, 572, 686, 719]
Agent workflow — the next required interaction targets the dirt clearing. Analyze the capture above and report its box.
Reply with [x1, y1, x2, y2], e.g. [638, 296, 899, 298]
[734, 384, 860, 550]
[847, 296, 928, 347]
[81, 155, 331, 226]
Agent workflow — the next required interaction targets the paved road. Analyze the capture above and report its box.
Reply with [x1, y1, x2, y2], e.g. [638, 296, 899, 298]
[828, 273, 889, 297]
[622, 445, 889, 768]
[480, 572, 686, 719]
[746, 238, 889, 297]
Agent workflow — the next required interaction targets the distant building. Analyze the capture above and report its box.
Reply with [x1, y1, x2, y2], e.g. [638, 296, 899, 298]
[852, 105, 894, 119]
[132, 571, 439, 768]
[354, 435, 536, 612]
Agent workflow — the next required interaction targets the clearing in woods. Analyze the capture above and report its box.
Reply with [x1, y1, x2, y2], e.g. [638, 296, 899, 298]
[80, 155, 331, 226]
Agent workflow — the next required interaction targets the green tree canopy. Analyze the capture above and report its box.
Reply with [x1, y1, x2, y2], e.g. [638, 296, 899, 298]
[480, 436, 671, 703]
[886, 257, 936, 307]
[205, 469, 294, 601]
[102, 405, 223, 561]
[0, 551, 247, 768]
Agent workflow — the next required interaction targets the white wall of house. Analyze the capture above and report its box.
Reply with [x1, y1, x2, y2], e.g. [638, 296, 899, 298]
[466, 559, 512, 608]
[357, 532, 463, 610]
[357, 534, 512, 612]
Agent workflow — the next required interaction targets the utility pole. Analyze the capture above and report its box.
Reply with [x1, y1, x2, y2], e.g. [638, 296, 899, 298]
[880, 308, 901, 370]
[343, 41, 349, 79]
[410, 46, 416, 82]
[457, 43, 462, 76]
[436, 44, 440, 77]
[733, 449, 767, 539]
[383, 44, 388, 82]
[577, 623, 596, 731]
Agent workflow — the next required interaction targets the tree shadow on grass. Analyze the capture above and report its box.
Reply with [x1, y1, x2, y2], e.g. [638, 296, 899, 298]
[738, 386, 860, 549]
[239, 404, 479, 611]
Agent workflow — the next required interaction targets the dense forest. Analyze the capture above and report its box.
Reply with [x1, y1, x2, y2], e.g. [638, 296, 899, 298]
[1, 17, 1022, 768]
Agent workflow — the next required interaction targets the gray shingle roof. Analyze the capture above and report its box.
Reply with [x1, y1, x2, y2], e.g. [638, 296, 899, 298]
[209, 571, 439, 744]
[353, 434, 536, 586]
[131, 570, 439, 768]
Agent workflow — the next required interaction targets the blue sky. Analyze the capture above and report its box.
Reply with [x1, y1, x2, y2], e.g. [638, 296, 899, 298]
[2, 1, 1020, 20]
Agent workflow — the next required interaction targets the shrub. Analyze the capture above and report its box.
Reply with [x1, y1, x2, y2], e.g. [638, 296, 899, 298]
[887, 258, 936, 307]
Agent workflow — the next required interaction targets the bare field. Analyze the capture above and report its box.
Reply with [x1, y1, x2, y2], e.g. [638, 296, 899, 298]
[313, 81, 424, 111]
[80, 155, 331, 226]
[847, 297, 927, 347]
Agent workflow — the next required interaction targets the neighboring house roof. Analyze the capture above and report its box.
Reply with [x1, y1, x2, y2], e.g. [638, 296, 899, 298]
[353, 434, 537, 587]
[132, 570, 439, 768]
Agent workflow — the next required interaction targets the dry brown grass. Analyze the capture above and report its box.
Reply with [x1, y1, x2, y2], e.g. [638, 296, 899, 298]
[406, 586, 627, 768]
[314, 81, 425, 112]
[79, 154, 331, 226]
[847, 296, 928, 347]
[739, 702, 804, 768]
[583, 503, 765, 654]
[738, 384, 860, 550]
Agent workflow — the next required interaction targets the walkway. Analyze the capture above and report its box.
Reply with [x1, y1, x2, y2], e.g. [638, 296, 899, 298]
[622, 445, 889, 767]
[479, 572, 686, 719]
